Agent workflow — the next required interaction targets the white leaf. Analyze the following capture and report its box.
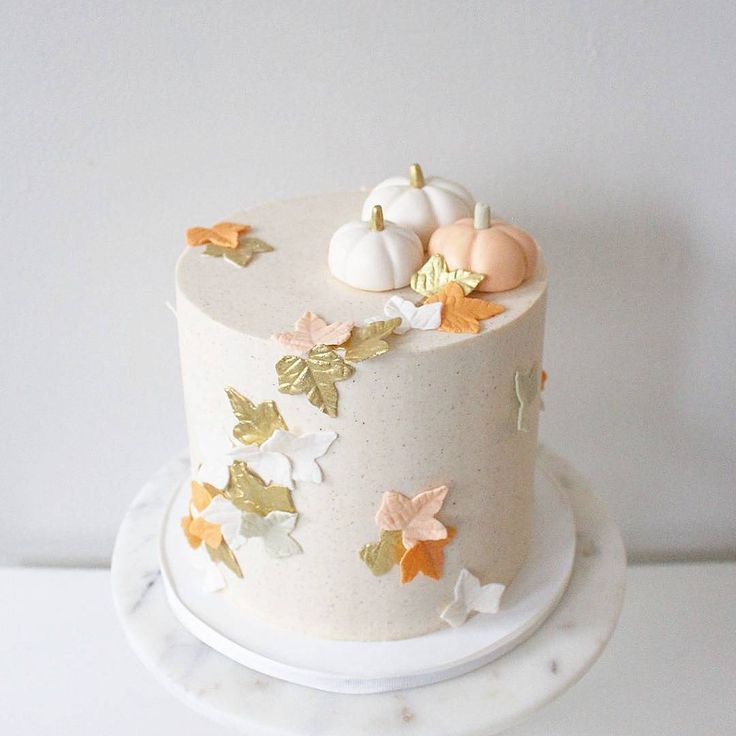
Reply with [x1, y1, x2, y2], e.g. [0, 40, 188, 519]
[440, 569, 506, 628]
[383, 295, 442, 335]
[197, 430, 292, 489]
[199, 495, 247, 549]
[261, 429, 337, 484]
[241, 510, 302, 558]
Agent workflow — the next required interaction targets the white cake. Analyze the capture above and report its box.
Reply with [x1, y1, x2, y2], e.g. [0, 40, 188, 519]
[175, 178, 546, 641]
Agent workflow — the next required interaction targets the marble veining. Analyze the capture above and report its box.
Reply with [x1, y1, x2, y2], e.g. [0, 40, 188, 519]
[111, 447, 626, 736]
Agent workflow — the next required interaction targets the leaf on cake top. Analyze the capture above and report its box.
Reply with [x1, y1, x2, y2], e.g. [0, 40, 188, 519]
[203, 238, 274, 268]
[275, 344, 354, 417]
[224, 460, 295, 517]
[273, 311, 353, 354]
[382, 296, 443, 335]
[426, 282, 505, 333]
[359, 530, 405, 576]
[225, 387, 288, 446]
[375, 485, 449, 549]
[400, 527, 456, 584]
[410, 254, 484, 298]
[342, 318, 402, 363]
[187, 221, 250, 249]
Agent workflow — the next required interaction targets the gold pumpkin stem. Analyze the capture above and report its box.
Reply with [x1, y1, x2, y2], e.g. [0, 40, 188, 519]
[370, 204, 385, 231]
[409, 163, 425, 188]
[474, 202, 492, 230]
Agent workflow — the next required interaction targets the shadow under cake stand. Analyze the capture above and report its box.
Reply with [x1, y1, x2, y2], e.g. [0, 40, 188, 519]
[112, 448, 626, 736]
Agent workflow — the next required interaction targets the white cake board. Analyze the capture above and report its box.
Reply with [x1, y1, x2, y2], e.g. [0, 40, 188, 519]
[159, 465, 576, 693]
[112, 448, 626, 736]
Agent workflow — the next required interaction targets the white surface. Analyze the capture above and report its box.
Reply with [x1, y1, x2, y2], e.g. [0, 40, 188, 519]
[160, 459, 575, 692]
[1, 562, 732, 735]
[112, 449, 625, 734]
[2, 2, 735, 566]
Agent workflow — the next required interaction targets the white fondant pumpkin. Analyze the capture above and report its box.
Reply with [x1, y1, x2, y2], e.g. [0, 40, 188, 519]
[328, 205, 424, 292]
[361, 163, 474, 246]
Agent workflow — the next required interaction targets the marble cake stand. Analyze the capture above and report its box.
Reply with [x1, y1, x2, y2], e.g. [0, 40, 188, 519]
[112, 448, 625, 736]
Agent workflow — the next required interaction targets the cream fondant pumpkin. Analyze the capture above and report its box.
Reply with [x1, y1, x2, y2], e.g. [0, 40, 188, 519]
[428, 203, 538, 292]
[361, 163, 474, 247]
[328, 205, 424, 292]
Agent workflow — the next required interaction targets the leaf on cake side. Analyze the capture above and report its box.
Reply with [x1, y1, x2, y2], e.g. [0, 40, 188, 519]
[225, 387, 288, 446]
[359, 530, 405, 576]
[206, 539, 243, 578]
[275, 344, 354, 417]
[399, 527, 456, 584]
[224, 460, 295, 516]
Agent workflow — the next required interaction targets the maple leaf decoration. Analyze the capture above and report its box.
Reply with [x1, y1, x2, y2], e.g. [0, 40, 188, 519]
[275, 344, 354, 417]
[223, 460, 295, 517]
[203, 238, 274, 268]
[359, 530, 405, 576]
[375, 485, 449, 549]
[426, 282, 506, 334]
[410, 254, 484, 298]
[342, 318, 402, 363]
[273, 311, 353, 354]
[186, 222, 250, 249]
[400, 527, 456, 584]
[225, 387, 288, 446]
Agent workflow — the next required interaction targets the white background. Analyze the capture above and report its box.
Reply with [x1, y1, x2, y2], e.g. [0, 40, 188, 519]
[1, 1, 734, 567]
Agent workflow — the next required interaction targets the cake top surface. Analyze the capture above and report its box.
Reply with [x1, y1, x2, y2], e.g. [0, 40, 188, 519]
[176, 190, 546, 353]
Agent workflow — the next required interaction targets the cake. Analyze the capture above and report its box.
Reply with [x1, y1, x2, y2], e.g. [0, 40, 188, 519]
[175, 165, 546, 641]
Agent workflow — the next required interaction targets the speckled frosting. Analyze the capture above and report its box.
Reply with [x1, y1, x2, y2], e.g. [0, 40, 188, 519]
[175, 191, 547, 641]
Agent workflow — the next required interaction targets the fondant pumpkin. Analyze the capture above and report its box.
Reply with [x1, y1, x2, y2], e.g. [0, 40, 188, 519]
[361, 163, 474, 247]
[328, 205, 424, 292]
[428, 203, 538, 292]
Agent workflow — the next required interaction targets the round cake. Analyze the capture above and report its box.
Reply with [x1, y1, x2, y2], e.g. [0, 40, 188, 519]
[175, 177, 547, 641]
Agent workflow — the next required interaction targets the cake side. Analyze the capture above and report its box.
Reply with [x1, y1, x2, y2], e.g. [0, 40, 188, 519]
[175, 190, 546, 640]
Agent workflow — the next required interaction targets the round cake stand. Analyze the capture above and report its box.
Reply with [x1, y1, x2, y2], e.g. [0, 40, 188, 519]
[112, 448, 626, 736]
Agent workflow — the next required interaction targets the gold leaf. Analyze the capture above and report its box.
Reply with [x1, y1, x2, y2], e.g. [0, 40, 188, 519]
[206, 539, 243, 578]
[203, 237, 274, 267]
[342, 318, 402, 363]
[224, 460, 295, 516]
[225, 387, 288, 446]
[275, 344, 354, 417]
[410, 254, 484, 298]
[359, 530, 405, 576]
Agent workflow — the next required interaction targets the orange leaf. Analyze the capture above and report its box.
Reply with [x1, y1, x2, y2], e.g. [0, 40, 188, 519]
[541, 369, 548, 391]
[190, 480, 215, 512]
[188, 516, 223, 549]
[426, 282, 505, 333]
[186, 222, 250, 249]
[180, 514, 201, 549]
[400, 527, 456, 584]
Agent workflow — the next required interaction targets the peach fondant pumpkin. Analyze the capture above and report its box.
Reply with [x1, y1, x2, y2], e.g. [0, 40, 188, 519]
[428, 203, 538, 292]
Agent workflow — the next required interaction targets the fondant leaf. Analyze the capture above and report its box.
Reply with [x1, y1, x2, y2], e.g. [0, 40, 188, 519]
[261, 429, 338, 484]
[359, 530, 405, 576]
[426, 282, 505, 333]
[224, 460, 295, 516]
[203, 237, 274, 267]
[186, 221, 250, 249]
[410, 254, 484, 298]
[206, 539, 243, 578]
[383, 295, 442, 335]
[342, 318, 402, 363]
[273, 311, 353, 354]
[514, 363, 541, 432]
[375, 485, 449, 549]
[225, 387, 288, 446]
[400, 527, 456, 584]
[241, 510, 302, 558]
[440, 568, 505, 627]
[275, 344, 354, 417]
